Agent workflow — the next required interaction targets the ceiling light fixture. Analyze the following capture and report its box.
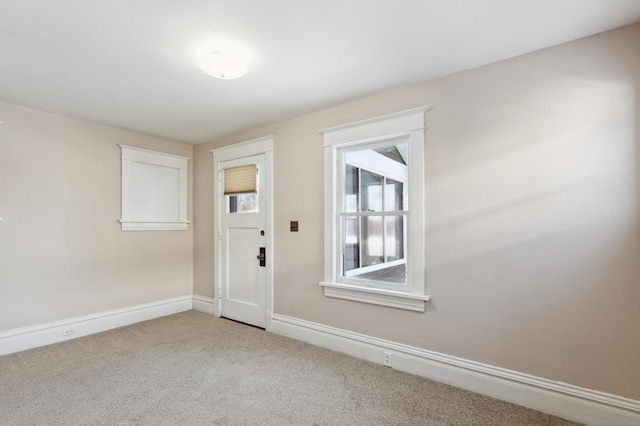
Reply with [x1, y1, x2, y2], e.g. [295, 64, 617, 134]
[198, 51, 248, 80]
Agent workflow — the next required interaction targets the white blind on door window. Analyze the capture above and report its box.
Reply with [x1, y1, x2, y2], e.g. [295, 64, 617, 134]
[224, 164, 257, 195]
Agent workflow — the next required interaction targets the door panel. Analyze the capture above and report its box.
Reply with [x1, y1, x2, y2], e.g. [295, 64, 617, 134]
[227, 227, 260, 305]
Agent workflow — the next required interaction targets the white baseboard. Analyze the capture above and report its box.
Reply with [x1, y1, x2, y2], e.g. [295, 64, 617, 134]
[0, 295, 193, 356]
[271, 313, 640, 426]
[192, 295, 216, 315]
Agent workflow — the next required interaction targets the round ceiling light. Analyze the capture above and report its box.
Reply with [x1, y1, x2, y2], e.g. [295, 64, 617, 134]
[198, 51, 248, 80]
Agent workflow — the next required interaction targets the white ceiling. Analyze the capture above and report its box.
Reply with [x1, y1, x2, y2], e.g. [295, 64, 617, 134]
[1, 0, 639, 144]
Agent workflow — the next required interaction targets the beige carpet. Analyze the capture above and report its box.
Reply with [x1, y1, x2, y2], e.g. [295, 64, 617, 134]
[0, 311, 580, 425]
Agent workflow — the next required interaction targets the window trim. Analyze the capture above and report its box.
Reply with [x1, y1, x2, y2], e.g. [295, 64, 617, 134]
[119, 145, 190, 231]
[320, 107, 430, 311]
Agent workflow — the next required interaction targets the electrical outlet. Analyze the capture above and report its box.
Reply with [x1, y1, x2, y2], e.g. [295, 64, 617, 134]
[383, 351, 393, 367]
[62, 328, 76, 336]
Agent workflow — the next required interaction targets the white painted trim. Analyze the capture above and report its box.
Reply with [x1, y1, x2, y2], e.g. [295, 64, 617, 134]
[265, 310, 273, 332]
[209, 135, 275, 159]
[192, 295, 216, 315]
[321, 108, 428, 308]
[0, 296, 193, 356]
[320, 281, 429, 312]
[120, 145, 190, 231]
[271, 314, 640, 426]
[119, 221, 190, 231]
[320, 106, 429, 146]
[119, 144, 191, 162]
[213, 297, 221, 317]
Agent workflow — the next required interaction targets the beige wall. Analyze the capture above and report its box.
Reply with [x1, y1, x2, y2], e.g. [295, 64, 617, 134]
[2, 21, 637, 402]
[0, 103, 193, 330]
[194, 23, 640, 400]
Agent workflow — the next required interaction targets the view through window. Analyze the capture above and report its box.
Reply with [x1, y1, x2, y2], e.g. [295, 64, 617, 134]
[340, 138, 408, 286]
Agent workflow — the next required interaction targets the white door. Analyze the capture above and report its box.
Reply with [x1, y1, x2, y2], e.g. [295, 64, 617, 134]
[213, 138, 273, 329]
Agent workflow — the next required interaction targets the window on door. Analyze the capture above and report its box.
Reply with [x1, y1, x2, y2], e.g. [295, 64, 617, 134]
[224, 164, 259, 214]
[228, 193, 258, 213]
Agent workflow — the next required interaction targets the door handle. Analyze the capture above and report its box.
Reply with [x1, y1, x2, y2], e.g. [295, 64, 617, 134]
[257, 247, 266, 267]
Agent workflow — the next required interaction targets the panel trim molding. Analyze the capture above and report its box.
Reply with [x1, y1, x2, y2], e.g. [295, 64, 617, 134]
[119, 145, 191, 231]
[271, 313, 640, 426]
[0, 296, 193, 356]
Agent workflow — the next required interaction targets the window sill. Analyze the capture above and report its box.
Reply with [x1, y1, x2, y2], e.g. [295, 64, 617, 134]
[320, 281, 430, 312]
[119, 220, 190, 231]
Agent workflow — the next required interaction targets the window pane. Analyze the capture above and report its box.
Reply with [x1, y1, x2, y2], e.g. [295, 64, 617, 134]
[362, 216, 384, 266]
[361, 170, 383, 211]
[228, 193, 258, 213]
[384, 215, 404, 262]
[352, 263, 407, 285]
[344, 165, 359, 213]
[384, 179, 403, 211]
[342, 216, 359, 273]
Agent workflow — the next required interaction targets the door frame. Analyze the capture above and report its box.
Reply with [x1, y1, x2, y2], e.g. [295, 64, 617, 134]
[210, 135, 274, 331]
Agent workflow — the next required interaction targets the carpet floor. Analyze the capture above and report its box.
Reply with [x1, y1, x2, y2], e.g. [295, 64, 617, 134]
[0, 310, 580, 425]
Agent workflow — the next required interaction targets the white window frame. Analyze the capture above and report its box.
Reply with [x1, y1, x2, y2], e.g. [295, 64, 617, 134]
[339, 139, 408, 283]
[119, 145, 190, 231]
[320, 107, 430, 312]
